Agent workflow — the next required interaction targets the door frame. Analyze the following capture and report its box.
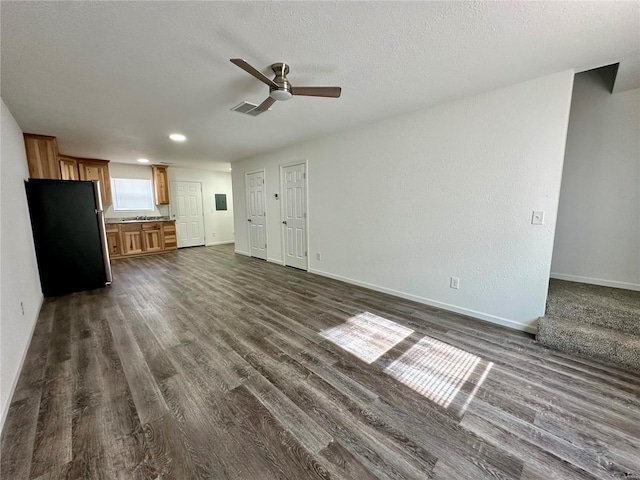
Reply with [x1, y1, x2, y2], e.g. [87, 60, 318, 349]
[245, 169, 267, 259]
[279, 160, 309, 271]
[169, 180, 206, 248]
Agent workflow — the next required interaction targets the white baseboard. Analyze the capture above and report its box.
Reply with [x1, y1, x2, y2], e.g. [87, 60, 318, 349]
[309, 268, 537, 334]
[1, 295, 44, 431]
[550, 272, 640, 291]
[267, 257, 284, 265]
[234, 250, 250, 257]
[206, 240, 234, 246]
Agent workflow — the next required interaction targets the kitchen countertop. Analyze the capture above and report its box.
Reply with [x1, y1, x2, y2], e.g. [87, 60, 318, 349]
[105, 217, 173, 224]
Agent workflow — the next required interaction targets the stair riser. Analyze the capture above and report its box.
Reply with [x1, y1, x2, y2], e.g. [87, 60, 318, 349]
[537, 319, 640, 370]
[545, 305, 640, 336]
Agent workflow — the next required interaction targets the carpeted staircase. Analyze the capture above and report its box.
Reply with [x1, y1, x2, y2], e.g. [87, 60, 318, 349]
[537, 279, 640, 370]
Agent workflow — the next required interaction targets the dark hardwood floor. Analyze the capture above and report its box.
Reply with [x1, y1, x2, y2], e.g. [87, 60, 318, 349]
[2, 244, 639, 479]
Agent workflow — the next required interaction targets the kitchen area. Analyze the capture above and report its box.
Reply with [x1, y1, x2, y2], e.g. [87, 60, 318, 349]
[103, 161, 178, 258]
[23, 133, 182, 297]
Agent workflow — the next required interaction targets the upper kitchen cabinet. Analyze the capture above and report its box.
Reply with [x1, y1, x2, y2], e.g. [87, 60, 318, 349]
[24, 133, 61, 179]
[77, 159, 112, 206]
[59, 155, 79, 180]
[152, 165, 170, 205]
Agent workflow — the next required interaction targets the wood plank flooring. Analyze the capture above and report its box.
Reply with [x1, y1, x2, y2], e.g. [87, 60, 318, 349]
[2, 244, 639, 479]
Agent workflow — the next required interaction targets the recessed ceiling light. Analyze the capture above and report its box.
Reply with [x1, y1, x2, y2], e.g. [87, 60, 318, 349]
[137, 158, 149, 163]
[169, 133, 186, 142]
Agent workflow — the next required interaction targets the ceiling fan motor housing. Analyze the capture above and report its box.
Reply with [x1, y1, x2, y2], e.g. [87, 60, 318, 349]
[270, 63, 292, 101]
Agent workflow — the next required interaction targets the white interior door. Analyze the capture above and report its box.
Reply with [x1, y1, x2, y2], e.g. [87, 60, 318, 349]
[171, 181, 205, 248]
[246, 171, 267, 260]
[282, 163, 307, 270]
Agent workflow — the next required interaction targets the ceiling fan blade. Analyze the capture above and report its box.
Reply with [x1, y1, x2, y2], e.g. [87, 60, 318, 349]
[230, 59, 278, 88]
[291, 86, 342, 98]
[255, 96, 276, 112]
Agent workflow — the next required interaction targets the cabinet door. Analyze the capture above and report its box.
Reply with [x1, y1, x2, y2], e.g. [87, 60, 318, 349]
[152, 165, 170, 205]
[59, 157, 79, 180]
[78, 161, 112, 206]
[142, 228, 164, 252]
[105, 225, 121, 257]
[24, 134, 60, 179]
[120, 225, 144, 255]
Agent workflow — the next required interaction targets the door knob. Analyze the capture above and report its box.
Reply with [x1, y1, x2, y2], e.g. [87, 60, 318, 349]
[247, 219, 252, 222]
[282, 221, 287, 225]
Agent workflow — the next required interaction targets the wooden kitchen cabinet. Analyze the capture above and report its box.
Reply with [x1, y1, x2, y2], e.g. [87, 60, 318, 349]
[59, 155, 79, 180]
[120, 224, 144, 255]
[58, 155, 111, 206]
[162, 221, 177, 250]
[78, 159, 112, 206]
[23, 133, 113, 205]
[152, 165, 170, 205]
[105, 224, 122, 257]
[108, 221, 176, 258]
[142, 222, 164, 253]
[24, 134, 61, 179]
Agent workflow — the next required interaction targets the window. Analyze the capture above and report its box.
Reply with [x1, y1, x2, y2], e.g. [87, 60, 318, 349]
[111, 178, 154, 211]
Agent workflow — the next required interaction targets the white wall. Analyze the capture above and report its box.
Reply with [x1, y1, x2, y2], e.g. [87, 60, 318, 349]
[232, 71, 575, 332]
[0, 99, 43, 428]
[106, 162, 169, 218]
[551, 71, 640, 290]
[168, 167, 234, 245]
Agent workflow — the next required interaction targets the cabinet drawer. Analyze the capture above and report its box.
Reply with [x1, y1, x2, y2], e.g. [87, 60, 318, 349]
[105, 224, 119, 233]
[120, 223, 142, 232]
[141, 222, 162, 230]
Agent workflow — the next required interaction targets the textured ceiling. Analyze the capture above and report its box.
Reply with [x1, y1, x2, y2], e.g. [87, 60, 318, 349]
[1, 1, 638, 170]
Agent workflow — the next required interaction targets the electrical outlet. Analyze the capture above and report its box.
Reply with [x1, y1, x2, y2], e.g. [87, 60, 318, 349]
[450, 277, 460, 289]
[316, 252, 321, 261]
[20, 302, 24, 315]
[531, 210, 545, 225]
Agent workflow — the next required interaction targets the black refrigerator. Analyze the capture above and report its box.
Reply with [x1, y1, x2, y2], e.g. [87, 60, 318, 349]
[25, 179, 112, 297]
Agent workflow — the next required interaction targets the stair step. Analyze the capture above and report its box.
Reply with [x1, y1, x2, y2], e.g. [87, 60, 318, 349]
[537, 315, 640, 370]
[546, 279, 640, 335]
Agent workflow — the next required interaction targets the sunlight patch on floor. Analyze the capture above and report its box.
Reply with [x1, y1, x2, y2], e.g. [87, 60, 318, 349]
[384, 336, 493, 409]
[320, 312, 414, 363]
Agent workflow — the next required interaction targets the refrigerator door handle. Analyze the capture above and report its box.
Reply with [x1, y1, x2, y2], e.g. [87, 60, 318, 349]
[92, 181, 113, 284]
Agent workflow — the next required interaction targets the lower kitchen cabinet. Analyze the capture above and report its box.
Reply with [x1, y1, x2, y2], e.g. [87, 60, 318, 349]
[162, 222, 177, 250]
[106, 221, 177, 259]
[105, 224, 122, 257]
[142, 222, 164, 252]
[120, 224, 144, 255]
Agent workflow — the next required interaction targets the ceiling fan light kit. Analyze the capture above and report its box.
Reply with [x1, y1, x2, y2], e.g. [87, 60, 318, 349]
[230, 58, 341, 113]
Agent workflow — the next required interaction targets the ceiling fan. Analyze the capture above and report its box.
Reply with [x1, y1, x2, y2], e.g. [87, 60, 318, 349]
[230, 59, 341, 112]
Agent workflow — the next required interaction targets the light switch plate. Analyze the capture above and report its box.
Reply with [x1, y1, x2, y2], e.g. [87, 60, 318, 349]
[450, 277, 460, 289]
[531, 210, 545, 225]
